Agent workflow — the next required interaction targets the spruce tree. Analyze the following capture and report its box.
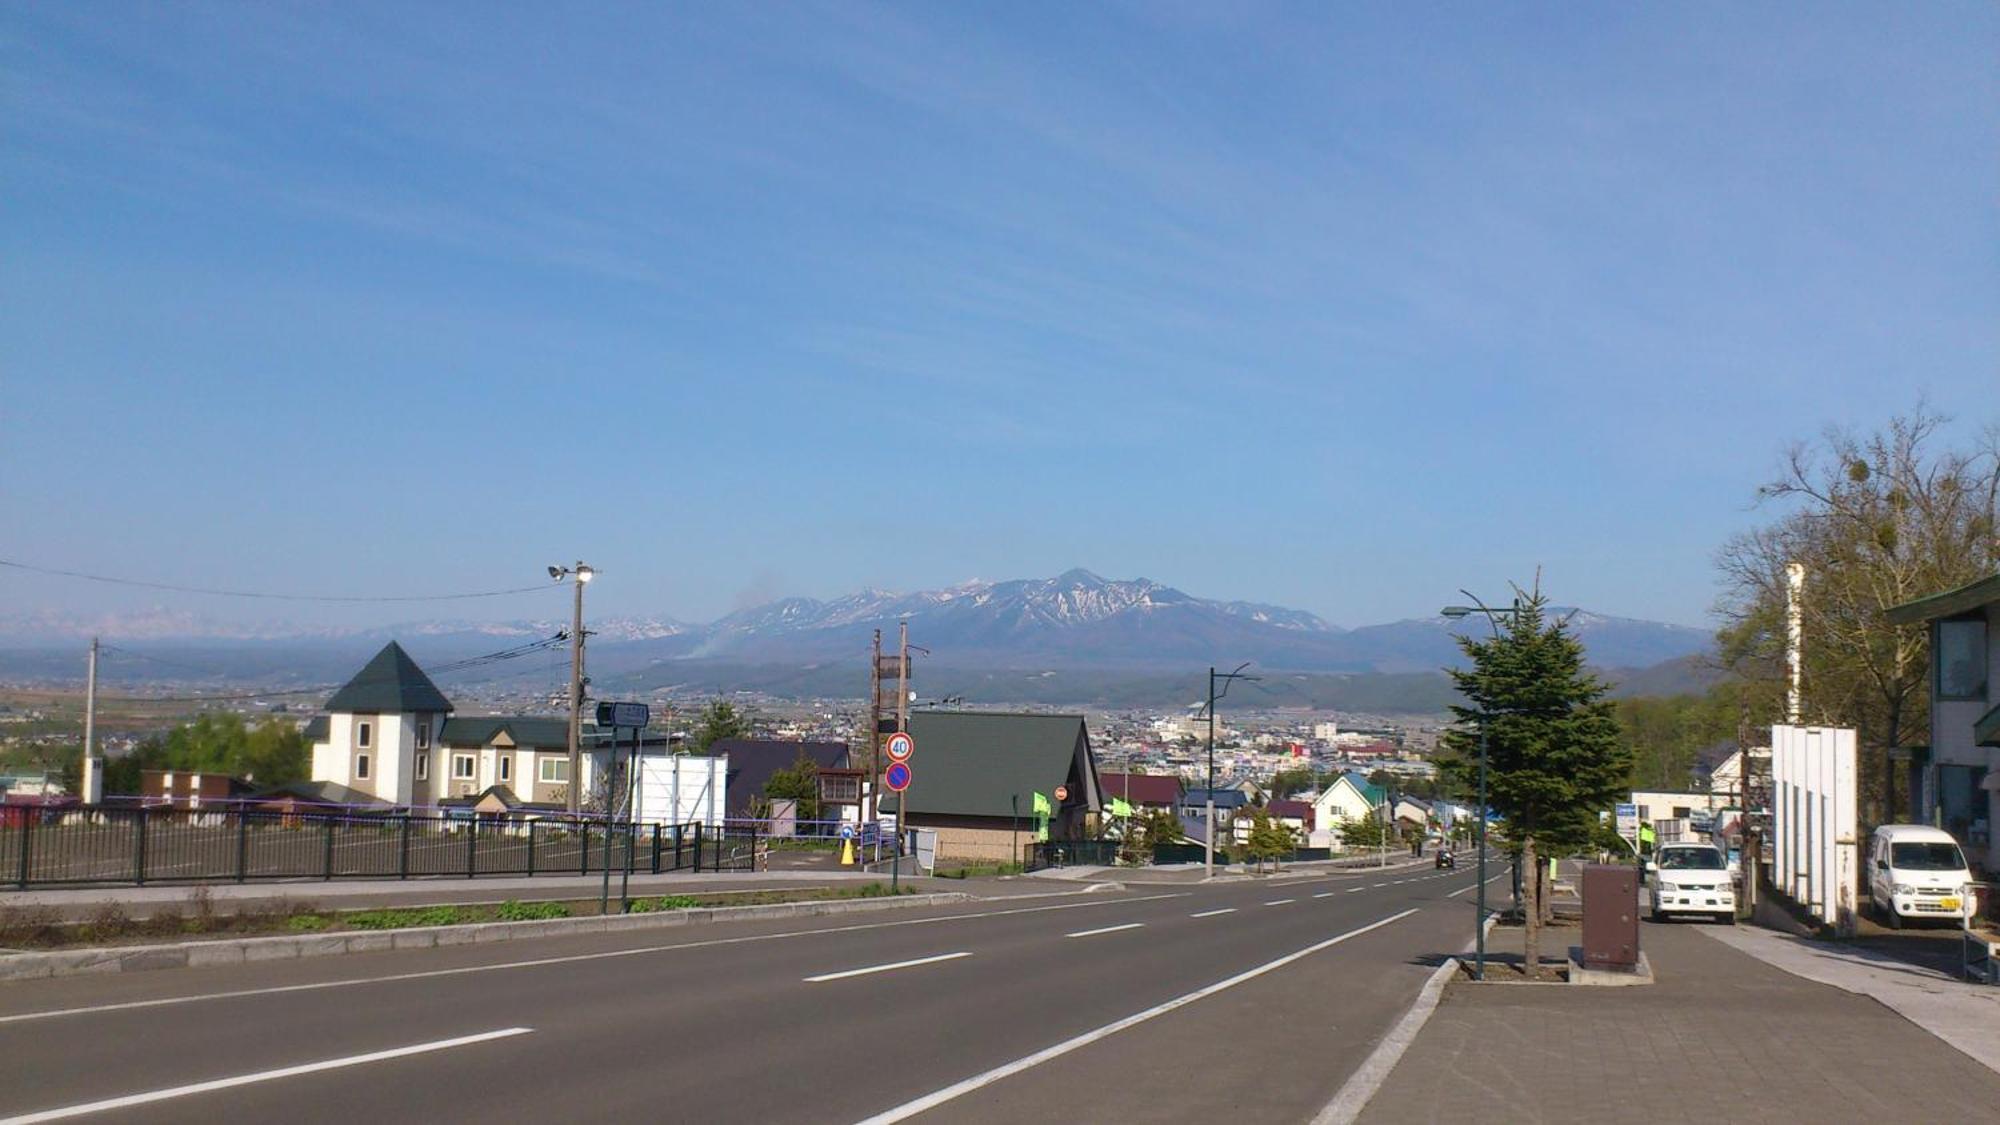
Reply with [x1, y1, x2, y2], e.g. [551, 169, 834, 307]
[1439, 585, 1630, 978]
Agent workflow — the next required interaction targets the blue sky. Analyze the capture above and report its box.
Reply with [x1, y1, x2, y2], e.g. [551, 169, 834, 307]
[4, 3, 1996, 631]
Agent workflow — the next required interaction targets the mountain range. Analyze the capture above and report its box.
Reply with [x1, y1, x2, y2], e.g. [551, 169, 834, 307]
[0, 569, 1712, 687]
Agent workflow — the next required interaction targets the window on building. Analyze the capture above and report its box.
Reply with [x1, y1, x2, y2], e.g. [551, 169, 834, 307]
[453, 754, 476, 780]
[417, 721, 431, 750]
[1938, 618, 1988, 701]
[500, 756, 512, 782]
[539, 757, 569, 784]
[355, 754, 370, 780]
[357, 721, 372, 749]
[415, 753, 429, 781]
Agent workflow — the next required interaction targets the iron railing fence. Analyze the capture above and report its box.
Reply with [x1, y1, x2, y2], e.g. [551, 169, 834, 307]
[0, 805, 731, 888]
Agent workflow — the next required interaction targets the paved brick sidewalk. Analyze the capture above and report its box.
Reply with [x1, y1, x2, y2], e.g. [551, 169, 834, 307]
[1358, 920, 2000, 1123]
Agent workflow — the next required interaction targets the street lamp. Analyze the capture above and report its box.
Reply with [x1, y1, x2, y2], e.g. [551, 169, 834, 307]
[1193, 662, 1258, 879]
[551, 562, 595, 815]
[1441, 591, 1523, 982]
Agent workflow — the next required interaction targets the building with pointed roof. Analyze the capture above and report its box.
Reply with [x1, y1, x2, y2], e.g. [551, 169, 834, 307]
[878, 711, 1101, 863]
[306, 642, 600, 809]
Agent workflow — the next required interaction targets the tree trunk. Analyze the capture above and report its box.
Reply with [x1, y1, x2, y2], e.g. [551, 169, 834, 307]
[1521, 836, 1541, 979]
[1538, 858, 1555, 925]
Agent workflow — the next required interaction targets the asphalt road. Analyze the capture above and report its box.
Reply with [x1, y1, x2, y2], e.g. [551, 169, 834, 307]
[0, 859, 1500, 1123]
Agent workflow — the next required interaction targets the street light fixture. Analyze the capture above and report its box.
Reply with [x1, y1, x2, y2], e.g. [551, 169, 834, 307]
[1440, 590, 1522, 982]
[551, 562, 596, 815]
[1193, 662, 1258, 879]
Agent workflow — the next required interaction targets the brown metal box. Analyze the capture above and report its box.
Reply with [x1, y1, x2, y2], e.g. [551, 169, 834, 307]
[1581, 864, 1639, 969]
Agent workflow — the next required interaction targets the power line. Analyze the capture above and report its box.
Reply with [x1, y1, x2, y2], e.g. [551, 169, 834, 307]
[0, 558, 556, 603]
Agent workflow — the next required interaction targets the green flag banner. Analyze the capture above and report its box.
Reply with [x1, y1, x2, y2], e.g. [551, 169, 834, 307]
[1109, 796, 1136, 819]
[1032, 791, 1052, 815]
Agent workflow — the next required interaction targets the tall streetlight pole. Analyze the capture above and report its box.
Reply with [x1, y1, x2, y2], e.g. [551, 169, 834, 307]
[1199, 662, 1257, 879]
[550, 562, 595, 815]
[1441, 592, 1523, 983]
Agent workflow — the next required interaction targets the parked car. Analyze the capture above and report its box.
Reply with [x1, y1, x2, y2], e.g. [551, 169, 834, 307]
[1645, 843, 1736, 924]
[1867, 824, 1975, 929]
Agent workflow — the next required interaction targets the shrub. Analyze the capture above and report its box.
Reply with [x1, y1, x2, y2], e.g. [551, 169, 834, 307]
[496, 900, 570, 921]
[626, 895, 700, 914]
[81, 901, 134, 942]
[286, 914, 329, 932]
[346, 906, 463, 930]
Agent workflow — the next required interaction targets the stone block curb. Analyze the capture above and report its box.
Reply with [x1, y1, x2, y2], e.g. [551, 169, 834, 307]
[0, 892, 973, 983]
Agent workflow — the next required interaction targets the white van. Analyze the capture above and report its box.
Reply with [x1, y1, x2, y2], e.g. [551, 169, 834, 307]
[1867, 825, 1975, 928]
[1645, 842, 1736, 923]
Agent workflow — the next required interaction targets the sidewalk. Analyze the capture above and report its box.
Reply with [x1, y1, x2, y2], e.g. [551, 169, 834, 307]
[1704, 922, 2000, 1075]
[1357, 920, 2000, 1123]
[0, 869, 957, 921]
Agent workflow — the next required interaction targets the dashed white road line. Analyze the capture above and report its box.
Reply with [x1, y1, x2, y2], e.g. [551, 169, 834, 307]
[1065, 923, 1145, 939]
[0, 1027, 533, 1124]
[804, 952, 971, 983]
[854, 909, 1421, 1124]
[1312, 892, 1335, 899]
[1190, 908, 1237, 919]
[1345, 887, 1365, 894]
[1263, 899, 1296, 907]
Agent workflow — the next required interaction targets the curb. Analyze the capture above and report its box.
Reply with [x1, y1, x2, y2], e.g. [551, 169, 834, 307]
[0, 892, 974, 983]
[1312, 916, 1494, 1125]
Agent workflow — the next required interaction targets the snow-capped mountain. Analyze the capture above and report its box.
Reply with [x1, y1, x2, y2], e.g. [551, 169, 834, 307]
[0, 571, 1710, 677]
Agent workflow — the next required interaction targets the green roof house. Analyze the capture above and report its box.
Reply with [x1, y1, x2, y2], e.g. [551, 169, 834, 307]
[306, 642, 584, 809]
[880, 711, 1102, 864]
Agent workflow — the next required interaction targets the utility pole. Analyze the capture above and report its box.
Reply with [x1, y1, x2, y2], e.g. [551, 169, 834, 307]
[870, 628, 883, 859]
[550, 562, 593, 816]
[82, 637, 99, 804]
[891, 621, 911, 890]
[1206, 666, 1216, 880]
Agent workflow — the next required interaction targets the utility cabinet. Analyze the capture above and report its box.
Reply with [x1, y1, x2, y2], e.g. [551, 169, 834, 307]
[1581, 864, 1640, 969]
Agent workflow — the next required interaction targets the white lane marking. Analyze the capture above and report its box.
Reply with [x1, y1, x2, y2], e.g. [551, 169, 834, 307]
[1312, 892, 1335, 899]
[1263, 899, 1295, 907]
[1371, 883, 1386, 888]
[0, 1027, 532, 1124]
[855, 909, 1421, 1125]
[1345, 888, 1365, 894]
[1189, 908, 1237, 918]
[1065, 923, 1144, 939]
[0, 892, 1190, 1027]
[1446, 874, 1507, 898]
[803, 951, 971, 983]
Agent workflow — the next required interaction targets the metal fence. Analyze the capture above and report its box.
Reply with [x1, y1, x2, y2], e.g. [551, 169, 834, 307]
[0, 805, 742, 888]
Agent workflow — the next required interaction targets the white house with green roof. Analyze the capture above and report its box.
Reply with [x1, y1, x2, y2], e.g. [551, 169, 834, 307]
[305, 642, 587, 809]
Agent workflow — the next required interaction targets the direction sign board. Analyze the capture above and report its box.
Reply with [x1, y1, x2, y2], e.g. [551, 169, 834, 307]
[596, 701, 650, 729]
[885, 732, 915, 762]
[1615, 802, 1639, 839]
[885, 761, 912, 792]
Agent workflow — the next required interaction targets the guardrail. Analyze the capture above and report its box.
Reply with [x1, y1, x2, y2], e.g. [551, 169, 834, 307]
[0, 805, 727, 887]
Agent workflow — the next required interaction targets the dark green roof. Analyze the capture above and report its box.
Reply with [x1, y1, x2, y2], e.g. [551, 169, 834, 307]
[881, 711, 1097, 819]
[302, 715, 329, 743]
[324, 642, 454, 715]
[439, 716, 571, 749]
[1886, 573, 2000, 625]
[1976, 703, 2000, 748]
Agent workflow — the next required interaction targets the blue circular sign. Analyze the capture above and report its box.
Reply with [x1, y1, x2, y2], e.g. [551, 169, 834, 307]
[839, 824, 856, 839]
[885, 761, 912, 792]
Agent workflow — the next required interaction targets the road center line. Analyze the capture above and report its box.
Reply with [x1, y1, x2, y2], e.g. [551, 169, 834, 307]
[804, 952, 971, 983]
[1065, 923, 1145, 939]
[0, 1027, 532, 1124]
[0, 892, 1190, 1027]
[854, 909, 1421, 1125]
[1312, 892, 1335, 899]
[1189, 908, 1237, 918]
[1345, 887, 1365, 893]
[1263, 899, 1295, 907]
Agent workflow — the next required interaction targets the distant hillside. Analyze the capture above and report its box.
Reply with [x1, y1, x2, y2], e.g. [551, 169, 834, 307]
[0, 569, 1714, 694]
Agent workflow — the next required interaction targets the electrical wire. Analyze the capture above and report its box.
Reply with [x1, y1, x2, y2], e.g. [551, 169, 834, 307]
[0, 558, 557, 603]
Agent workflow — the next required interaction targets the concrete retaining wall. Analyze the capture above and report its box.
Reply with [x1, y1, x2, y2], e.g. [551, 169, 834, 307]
[0, 891, 974, 983]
